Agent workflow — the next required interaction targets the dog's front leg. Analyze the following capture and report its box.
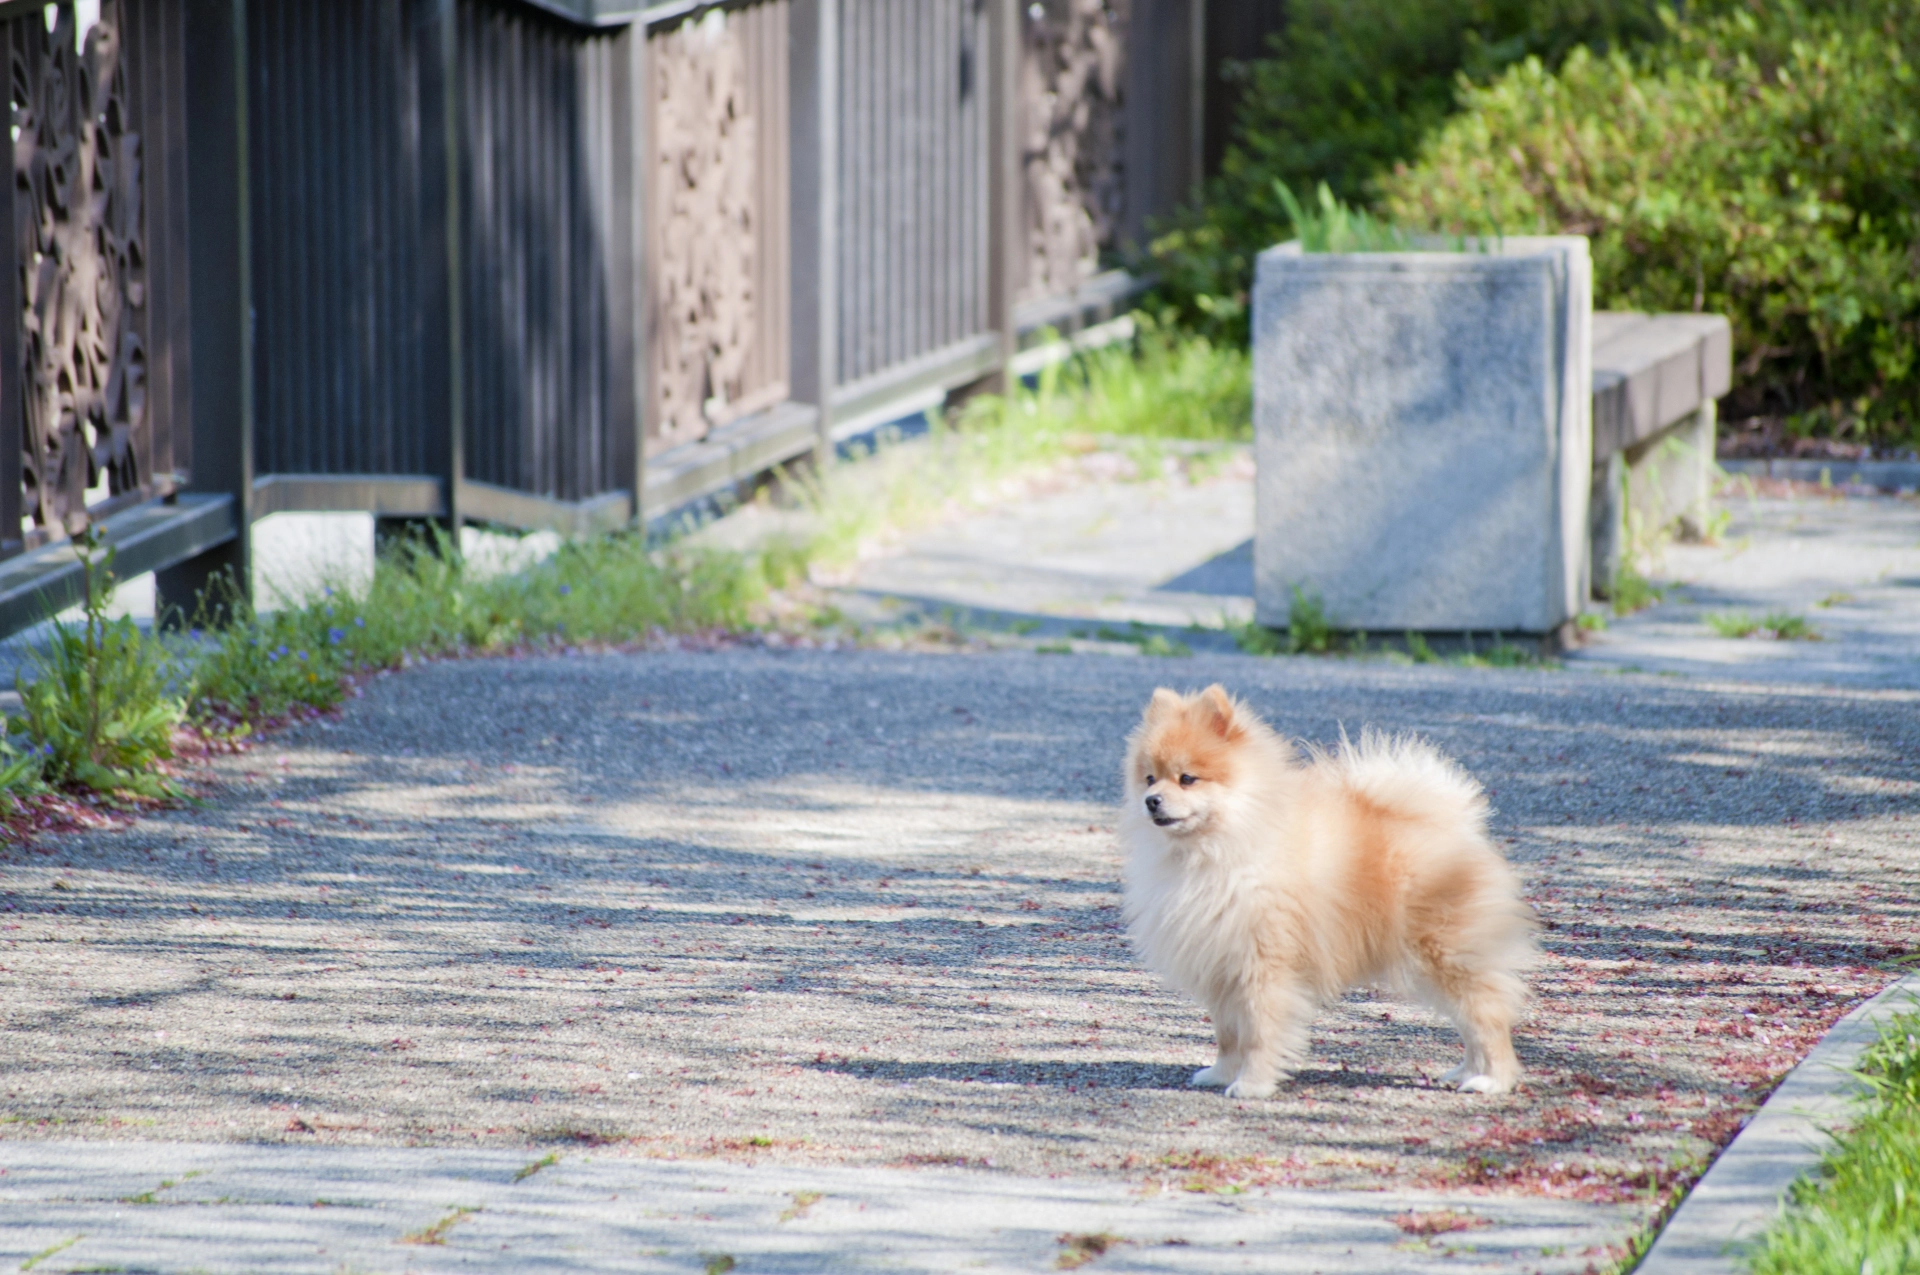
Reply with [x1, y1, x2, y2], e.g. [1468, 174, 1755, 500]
[1222, 980, 1311, 1099]
[1189, 1013, 1241, 1088]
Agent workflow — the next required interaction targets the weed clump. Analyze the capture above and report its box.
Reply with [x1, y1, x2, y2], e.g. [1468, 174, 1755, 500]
[1286, 585, 1333, 654]
[7, 531, 183, 801]
[1608, 564, 1665, 616]
[1705, 611, 1819, 642]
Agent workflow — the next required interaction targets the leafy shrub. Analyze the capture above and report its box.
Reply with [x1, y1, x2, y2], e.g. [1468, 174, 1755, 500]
[1146, 0, 1672, 339]
[1380, 1, 1920, 446]
[10, 537, 184, 798]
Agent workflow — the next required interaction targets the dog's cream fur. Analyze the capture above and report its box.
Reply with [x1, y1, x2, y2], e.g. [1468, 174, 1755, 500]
[1121, 685, 1534, 1097]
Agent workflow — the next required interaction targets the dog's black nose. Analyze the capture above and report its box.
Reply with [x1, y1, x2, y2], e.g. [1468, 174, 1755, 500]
[1144, 793, 1162, 814]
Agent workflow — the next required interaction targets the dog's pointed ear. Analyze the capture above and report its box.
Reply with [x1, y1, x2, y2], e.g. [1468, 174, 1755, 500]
[1144, 687, 1183, 721]
[1198, 684, 1246, 740]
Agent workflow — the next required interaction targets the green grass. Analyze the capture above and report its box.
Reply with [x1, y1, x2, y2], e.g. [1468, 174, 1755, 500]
[1706, 611, 1820, 642]
[1286, 585, 1333, 654]
[5, 533, 184, 803]
[1746, 1003, 1920, 1275]
[1608, 564, 1666, 616]
[784, 321, 1248, 574]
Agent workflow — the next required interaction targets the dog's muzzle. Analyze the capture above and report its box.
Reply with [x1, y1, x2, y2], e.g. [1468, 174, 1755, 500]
[1145, 793, 1181, 827]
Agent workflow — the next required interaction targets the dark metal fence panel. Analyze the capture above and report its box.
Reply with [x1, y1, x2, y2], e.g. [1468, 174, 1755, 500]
[643, 0, 790, 455]
[459, 0, 634, 504]
[123, 0, 193, 497]
[834, 0, 989, 386]
[1119, 0, 1200, 251]
[247, 0, 445, 480]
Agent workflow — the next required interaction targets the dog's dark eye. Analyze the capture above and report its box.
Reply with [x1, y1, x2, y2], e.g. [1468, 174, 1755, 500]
[1144, 773, 1156, 786]
[1178, 774, 1197, 787]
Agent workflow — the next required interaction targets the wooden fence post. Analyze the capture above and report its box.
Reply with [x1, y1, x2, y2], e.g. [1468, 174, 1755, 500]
[789, 0, 838, 465]
[439, 0, 464, 538]
[983, 0, 1020, 392]
[620, 19, 649, 528]
[156, 0, 252, 621]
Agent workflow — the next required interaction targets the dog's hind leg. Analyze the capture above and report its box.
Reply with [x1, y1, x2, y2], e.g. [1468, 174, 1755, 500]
[1416, 961, 1523, 1094]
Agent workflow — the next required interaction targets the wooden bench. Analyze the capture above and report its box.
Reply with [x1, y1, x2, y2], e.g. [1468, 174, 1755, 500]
[1590, 312, 1733, 593]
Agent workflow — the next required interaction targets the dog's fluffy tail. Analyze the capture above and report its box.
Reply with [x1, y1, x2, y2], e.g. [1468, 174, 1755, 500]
[1331, 726, 1537, 990]
[1327, 726, 1489, 832]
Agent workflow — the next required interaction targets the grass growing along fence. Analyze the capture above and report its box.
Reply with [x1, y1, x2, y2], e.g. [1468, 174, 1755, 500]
[1746, 1001, 1920, 1275]
[745, 318, 1250, 574]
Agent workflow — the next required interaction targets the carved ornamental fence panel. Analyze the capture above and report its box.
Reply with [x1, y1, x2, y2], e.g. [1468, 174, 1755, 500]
[645, 0, 789, 456]
[0, 0, 187, 558]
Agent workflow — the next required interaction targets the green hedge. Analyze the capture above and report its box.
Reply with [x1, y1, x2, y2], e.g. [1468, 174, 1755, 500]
[1379, 2, 1920, 445]
[1146, 0, 1670, 342]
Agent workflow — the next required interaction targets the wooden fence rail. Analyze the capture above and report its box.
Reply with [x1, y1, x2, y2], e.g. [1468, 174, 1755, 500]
[0, 0, 1233, 633]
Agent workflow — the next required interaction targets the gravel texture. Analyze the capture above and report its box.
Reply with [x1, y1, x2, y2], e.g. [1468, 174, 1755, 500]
[2, 648, 1915, 1218]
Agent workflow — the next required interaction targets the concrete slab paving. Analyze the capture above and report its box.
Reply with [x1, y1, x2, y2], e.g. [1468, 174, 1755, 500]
[840, 460, 1920, 691]
[1, 1142, 1635, 1274]
[1565, 491, 1920, 687]
[842, 454, 1256, 636]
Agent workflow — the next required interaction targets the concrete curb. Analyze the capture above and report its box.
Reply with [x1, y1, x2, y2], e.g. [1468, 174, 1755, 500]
[1635, 972, 1920, 1274]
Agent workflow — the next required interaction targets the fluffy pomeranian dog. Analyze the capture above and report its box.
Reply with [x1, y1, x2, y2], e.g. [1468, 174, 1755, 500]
[1121, 685, 1534, 1097]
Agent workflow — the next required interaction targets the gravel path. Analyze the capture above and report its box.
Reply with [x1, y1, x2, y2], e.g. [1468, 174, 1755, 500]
[3, 648, 1913, 1238]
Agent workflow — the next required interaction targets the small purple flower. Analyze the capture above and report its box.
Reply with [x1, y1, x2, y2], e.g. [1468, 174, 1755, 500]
[295, 650, 308, 662]
[558, 584, 572, 596]
[328, 627, 346, 644]
[354, 616, 366, 629]
[267, 650, 280, 664]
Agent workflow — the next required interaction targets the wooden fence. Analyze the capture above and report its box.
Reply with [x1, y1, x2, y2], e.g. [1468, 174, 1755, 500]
[0, 0, 1231, 632]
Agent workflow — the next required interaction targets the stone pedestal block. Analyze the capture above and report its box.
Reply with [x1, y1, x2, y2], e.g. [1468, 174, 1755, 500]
[1252, 237, 1591, 635]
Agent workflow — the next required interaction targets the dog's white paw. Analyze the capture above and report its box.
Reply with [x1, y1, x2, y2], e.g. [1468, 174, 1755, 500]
[1224, 1078, 1277, 1100]
[1457, 1074, 1513, 1095]
[1190, 1065, 1230, 1088]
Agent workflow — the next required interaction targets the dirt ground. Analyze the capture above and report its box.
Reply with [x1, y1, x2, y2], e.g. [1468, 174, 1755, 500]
[2, 647, 1914, 1205]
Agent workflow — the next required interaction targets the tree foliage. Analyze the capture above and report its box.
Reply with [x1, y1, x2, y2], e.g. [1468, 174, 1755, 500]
[1146, 0, 1670, 340]
[1380, 1, 1920, 442]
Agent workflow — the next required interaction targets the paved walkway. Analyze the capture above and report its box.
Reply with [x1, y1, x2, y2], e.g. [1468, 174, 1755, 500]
[1567, 491, 1920, 686]
[842, 453, 1257, 640]
[834, 455, 1920, 684]
[5, 1142, 1635, 1274]
[3, 458, 1918, 1272]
